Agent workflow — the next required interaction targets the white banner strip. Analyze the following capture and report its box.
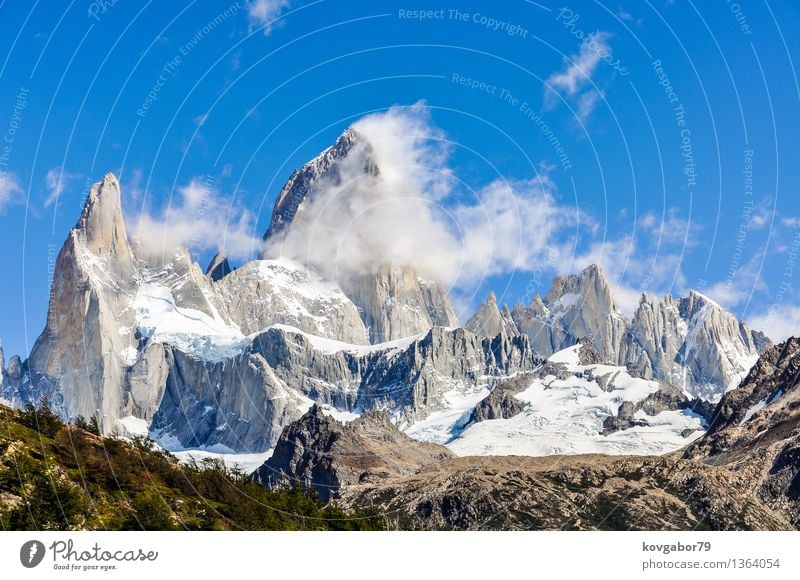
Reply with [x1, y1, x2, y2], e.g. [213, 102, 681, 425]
[1, 531, 799, 578]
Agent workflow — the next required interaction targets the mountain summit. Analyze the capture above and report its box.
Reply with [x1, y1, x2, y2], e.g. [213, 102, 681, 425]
[467, 265, 767, 401]
[0, 133, 774, 465]
[261, 127, 460, 341]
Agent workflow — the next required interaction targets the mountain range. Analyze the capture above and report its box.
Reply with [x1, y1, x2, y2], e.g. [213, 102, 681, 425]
[0, 127, 793, 530]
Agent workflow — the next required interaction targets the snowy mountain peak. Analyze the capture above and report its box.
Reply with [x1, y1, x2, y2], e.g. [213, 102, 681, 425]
[465, 262, 767, 401]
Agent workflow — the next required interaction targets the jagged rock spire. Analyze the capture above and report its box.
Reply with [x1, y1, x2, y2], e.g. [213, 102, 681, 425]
[205, 251, 233, 281]
[465, 291, 520, 338]
[74, 173, 131, 259]
[263, 128, 371, 243]
[26, 173, 142, 430]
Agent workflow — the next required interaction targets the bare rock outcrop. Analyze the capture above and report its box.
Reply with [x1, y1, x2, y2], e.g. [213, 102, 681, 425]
[254, 405, 453, 501]
[340, 455, 790, 530]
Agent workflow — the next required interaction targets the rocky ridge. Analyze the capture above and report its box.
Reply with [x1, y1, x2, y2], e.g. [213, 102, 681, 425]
[253, 404, 453, 501]
[469, 266, 766, 402]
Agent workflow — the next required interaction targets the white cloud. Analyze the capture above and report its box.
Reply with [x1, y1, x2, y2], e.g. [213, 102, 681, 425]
[0, 171, 23, 213]
[746, 198, 775, 231]
[748, 305, 800, 342]
[576, 90, 602, 124]
[616, 7, 642, 26]
[545, 32, 612, 122]
[121, 168, 144, 201]
[547, 32, 610, 96]
[263, 105, 576, 289]
[247, 0, 291, 35]
[131, 178, 260, 261]
[44, 167, 79, 207]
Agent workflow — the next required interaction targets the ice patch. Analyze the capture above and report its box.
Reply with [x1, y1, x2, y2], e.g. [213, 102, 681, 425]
[739, 390, 782, 425]
[405, 349, 700, 458]
[170, 448, 273, 474]
[120, 346, 138, 366]
[117, 415, 149, 437]
[319, 405, 361, 423]
[134, 283, 248, 363]
[271, 324, 425, 356]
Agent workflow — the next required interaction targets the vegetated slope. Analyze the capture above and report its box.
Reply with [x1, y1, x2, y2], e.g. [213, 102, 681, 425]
[0, 402, 383, 530]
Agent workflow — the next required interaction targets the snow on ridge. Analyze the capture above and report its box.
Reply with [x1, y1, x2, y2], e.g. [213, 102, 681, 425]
[406, 343, 701, 458]
[547, 343, 582, 366]
[739, 389, 783, 425]
[268, 323, 425, 355]
[256, 257, 347, 303]
[690, 290, 723, 310]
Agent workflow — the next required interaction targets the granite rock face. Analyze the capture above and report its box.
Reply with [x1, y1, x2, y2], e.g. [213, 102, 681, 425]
[150, 325, 541, 452]
[261, 128, 367, 243]
[502, 266, 629, 363]
[24, 174, 143, 430]
[343, 264, 460, 343]
[467, 373, 533, 424]
[465, 292, 520, 338]
[625, 291, 762, 400]
[466, 265, 767, 401]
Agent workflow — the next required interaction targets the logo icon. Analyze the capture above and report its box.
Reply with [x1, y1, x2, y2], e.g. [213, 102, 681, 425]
[20, 540, 46, 568]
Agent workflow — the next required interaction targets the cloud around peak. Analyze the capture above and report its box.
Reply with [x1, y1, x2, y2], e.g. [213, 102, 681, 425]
[130, 177, 260, 261]
[262, 105, 576, 289]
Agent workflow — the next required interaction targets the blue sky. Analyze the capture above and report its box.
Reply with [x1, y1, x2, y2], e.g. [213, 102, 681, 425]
[0, 0, 799, 358]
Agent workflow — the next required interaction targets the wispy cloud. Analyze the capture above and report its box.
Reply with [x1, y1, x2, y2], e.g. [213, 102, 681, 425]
[638, 207, 700, 245]
[780, 216, 800, 228]
[121, 168, 145, 201]
[616, 7, 642, 26]
[547, 32, 610, 97]
[44, 167, 79, 207]
[0, 171, 23, 213]
[703, 249, 768, 310]
[545, 32, 612, 122]
[247, 0, 291, 35]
